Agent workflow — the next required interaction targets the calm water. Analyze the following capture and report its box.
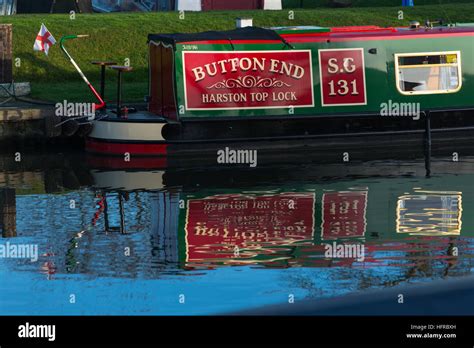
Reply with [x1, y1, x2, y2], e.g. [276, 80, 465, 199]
[0, 151, 473, 315]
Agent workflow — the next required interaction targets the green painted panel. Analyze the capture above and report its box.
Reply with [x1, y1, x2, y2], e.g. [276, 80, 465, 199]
[173, 34, 474, 119]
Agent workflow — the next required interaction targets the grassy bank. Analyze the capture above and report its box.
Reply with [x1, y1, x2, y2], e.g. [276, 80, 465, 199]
[283, 0, 474, 7]
[4, 4, 474, 102]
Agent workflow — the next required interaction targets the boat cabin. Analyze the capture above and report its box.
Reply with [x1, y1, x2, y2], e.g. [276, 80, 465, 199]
[147, 24, 474, 121]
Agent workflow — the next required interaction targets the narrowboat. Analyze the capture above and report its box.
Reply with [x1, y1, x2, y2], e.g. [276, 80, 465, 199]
[82, 23, 474, 157]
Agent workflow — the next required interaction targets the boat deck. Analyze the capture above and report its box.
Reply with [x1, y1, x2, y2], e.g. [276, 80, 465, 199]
[101, 110, 168, 123]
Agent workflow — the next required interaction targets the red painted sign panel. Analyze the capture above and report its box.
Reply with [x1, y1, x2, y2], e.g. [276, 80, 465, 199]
[318, 48, 367, 106]
[321, 191, 368, 240]
[182, 51, 314, 110]
[185, 193, 315, 262]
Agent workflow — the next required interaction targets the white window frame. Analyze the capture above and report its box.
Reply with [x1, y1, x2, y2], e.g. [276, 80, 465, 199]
[395, 51, 462, 96]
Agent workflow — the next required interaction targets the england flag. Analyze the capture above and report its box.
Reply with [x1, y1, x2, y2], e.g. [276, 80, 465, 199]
[33, 24, 56, 56]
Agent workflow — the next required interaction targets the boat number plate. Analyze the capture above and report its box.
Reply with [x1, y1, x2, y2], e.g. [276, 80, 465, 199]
[318, 48, 367, 106]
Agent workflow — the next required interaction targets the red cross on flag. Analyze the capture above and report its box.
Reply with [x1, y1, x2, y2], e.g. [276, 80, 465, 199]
[34, 24, 56, 56]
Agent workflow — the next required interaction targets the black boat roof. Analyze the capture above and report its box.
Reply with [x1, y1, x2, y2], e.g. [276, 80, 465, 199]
[148, 27, 283, 45]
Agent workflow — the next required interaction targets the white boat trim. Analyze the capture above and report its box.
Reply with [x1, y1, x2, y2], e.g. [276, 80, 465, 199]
[89, 120, 166, 141]
[91, 170, 165, 191]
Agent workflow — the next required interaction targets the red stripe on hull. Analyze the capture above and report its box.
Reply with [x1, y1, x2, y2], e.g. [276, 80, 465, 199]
[86, 138, 168, 156]
[86, 155, 168, 169]
[179, 31, 474, 45]
[286, 31, 474, 43]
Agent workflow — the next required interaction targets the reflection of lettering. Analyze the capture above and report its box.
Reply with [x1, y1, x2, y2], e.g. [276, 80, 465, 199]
[204, 200, 249, 211]
[185, 193, 315, 262]
[322, 191, 368, 240]
[329, 199, 360, 216]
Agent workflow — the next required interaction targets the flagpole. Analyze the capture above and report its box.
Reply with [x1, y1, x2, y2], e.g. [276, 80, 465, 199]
[59, 35, 106, 111]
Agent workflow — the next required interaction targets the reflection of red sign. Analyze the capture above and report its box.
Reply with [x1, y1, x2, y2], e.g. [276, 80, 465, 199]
[185, 193, 315, 262]
[183, 51, 314, 110]
[318, 48, 366, 106]
[321, 191, 368, 240]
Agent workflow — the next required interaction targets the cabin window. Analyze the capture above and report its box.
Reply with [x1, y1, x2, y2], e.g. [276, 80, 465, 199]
[395, 51, 462, 95]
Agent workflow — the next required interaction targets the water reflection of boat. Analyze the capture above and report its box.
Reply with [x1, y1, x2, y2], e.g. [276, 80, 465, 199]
[2, 152, 474, 315]
[321, 191, 368, 240]
[91, 169, 166, 191]
[0, 188, 16, 238]
[397, 190, 462, 236]
[88, 178, 472, 272]
[1, 153, 473, 278]
[182, 192, 315, 267]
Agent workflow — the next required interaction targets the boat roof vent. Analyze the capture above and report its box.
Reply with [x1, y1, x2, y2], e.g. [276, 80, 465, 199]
[409, 21, 421, 29]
